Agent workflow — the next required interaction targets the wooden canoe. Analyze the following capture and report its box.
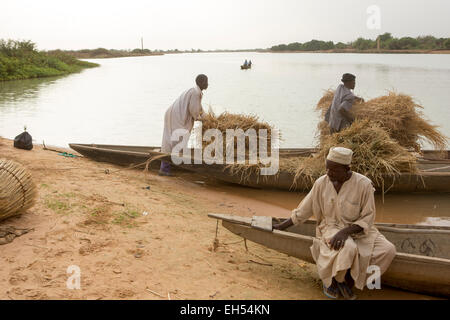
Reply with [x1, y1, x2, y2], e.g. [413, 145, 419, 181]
[176, 150, 450, 193]
[68, 144, 450, 192]
[208, 213, 450, 298]
[68, 144, 314, 169]
[241, 65, 251, 70]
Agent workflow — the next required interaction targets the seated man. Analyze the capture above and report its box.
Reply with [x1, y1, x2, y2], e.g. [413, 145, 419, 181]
[274, 147, 396, 299]
[325, 73, 364, 133]
[159, 74, 208, 176]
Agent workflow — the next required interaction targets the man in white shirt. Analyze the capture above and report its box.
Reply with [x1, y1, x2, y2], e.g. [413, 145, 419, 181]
[159, 74, 208, 176]
[274, 147, 396, 299]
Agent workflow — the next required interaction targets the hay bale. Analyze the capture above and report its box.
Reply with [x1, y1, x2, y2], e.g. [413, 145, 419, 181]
[293, 120, 419, 189]
[316, 90, 448, 151]
[201, 109, 276, 159]
[0, 159, 37, 221]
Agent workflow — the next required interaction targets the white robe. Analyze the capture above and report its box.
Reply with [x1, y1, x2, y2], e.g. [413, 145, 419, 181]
[291, 172, 396, 290]
[161, 86, 204, 153]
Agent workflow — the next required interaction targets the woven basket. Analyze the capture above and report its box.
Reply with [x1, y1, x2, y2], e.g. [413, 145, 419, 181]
[0, 159, 37, 221]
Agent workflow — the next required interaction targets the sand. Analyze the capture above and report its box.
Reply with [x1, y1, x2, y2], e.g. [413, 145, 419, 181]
[0, 137, 437, 300]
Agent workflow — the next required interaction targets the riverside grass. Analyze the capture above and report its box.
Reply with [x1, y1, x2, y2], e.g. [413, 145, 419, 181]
[0, 40, 99, 81]
[0, 159, 37, 221]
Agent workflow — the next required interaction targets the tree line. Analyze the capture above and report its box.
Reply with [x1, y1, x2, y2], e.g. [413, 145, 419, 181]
[271, 33, 450, 52]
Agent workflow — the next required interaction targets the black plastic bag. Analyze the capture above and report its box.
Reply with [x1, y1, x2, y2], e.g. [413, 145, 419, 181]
[14, 128, 33, 150]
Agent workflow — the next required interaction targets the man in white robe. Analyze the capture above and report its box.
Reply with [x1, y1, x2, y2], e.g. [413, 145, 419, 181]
[159, 74, 208, 176]
[274, 147, 396, 299]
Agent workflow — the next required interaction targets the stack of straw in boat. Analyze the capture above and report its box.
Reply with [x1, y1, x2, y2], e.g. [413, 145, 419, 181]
[0, 159, 37, 221]
[199, 90, 447, 189]
[293, 120, 419, 188]
[292, 90, 448, 189]
[316, 90, 447, 151]
[200, 109, 279, 182]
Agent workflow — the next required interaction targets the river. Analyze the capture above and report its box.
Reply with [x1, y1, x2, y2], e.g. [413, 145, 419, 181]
[1, 52, 449, 226]
[0, 52, 449, 149]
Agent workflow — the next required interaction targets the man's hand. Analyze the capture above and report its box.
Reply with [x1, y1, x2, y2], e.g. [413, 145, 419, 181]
[329, 229, 350, 250]
[328, 224, 363, 250]
[273, 218, 293, 231]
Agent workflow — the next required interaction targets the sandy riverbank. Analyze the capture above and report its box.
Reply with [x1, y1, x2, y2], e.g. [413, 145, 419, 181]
[0, 137, 437, 300]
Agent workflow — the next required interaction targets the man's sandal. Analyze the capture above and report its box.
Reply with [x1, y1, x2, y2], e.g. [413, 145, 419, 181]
[323, 284, 340, 299]
[336, 282, 357, 300]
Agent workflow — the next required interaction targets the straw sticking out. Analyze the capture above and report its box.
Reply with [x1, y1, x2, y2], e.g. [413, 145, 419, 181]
[316, 90, 448, 151]
[293, 120, 419, 189]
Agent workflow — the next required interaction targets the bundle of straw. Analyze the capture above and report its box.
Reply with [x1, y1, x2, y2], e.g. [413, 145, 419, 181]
[0, 159, 37, 221]
[198, 109, 278, 183]
[201, 109, 276, 159]
[293, 120, 419, 189]
[316, 90, 448, 151]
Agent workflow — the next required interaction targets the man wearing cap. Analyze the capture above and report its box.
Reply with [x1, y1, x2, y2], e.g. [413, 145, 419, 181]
[325, 73, 364, 133]
[274, 147, 396, 299]
[159, 74, 208, 176]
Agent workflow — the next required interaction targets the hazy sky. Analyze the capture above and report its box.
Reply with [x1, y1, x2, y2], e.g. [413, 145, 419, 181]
[1, 0, 449, 50]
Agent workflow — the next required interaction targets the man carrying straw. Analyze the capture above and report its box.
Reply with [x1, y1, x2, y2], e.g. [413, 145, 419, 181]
[274, 147, 396, 299]
[159, 74, 208, 176]
[325, 73, 364, 133]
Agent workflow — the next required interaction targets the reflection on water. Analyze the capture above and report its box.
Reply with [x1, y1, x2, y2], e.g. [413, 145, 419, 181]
[204, 177, 450, 226]
[375, 193, 450, 226]
[0, 76, 62, 106]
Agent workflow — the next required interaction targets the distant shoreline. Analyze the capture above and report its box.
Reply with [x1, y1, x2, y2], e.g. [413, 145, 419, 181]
[267, 49, 450, 54]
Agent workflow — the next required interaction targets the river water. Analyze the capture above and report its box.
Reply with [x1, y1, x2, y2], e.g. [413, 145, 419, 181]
[1, 52, 449, 226]
[0, 52, 449, 148]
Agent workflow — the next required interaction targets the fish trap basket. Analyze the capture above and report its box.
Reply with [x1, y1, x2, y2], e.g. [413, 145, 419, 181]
[0, 159, 37, 221]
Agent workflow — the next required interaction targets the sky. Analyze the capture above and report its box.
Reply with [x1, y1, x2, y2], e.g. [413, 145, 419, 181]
[1, 0, 449, 51]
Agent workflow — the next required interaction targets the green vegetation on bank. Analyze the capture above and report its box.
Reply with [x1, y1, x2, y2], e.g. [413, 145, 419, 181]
[0, 40, 99, 81]
[55, 48, 165, 59]
[271, 33, 450, 52]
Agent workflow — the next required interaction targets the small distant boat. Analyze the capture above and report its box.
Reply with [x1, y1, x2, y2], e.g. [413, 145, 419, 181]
[241, 64, 252, 70]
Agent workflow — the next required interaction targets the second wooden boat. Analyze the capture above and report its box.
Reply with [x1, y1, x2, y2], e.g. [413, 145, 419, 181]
[208, 213, 450, 298]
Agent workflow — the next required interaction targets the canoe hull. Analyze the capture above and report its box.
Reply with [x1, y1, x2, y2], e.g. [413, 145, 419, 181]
[69, 144, 450, 193]
[69, 144, 169, 170]
[216, 216, 450, 297]
[179, 162, 450, 193]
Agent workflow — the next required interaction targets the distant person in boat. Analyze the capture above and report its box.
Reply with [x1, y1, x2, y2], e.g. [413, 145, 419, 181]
[273, 147, 396, 300]
[325, 73, 364, 133]
[243, 60, 248, 67]
[159, 74, 208, 176]
[248, 60, 252, 67]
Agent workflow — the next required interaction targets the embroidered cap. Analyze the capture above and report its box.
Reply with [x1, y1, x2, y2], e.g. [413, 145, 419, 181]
[327, 147, 353, 165]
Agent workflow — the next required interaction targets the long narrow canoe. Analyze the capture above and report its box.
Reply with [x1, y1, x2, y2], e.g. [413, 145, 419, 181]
[208, 213, 450, 298]
[69, 144, 450, 192]
[176, 150, 450, 193]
